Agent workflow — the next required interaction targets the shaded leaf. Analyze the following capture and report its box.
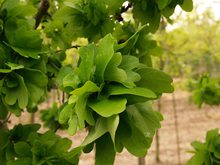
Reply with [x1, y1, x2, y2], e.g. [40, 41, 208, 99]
[82, 115, 119, 146]
[104, 53, 127, 83]
[78, 44, 96, 83]
[95, 34, 115, 84]
[3, 74, 28, 109]
[136, 67, 174, 94]
[95, 134, 116, 165]
[181, 0, 193, 12]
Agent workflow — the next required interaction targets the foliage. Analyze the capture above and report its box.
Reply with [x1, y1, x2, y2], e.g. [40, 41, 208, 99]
[0, 0, 193, 164]
[41, 102, 68, 131]
[154, 9, 220, 79]
[0, 124, 80, 165]
[193, 75, 220, 108]
[187, 129, 220, 165]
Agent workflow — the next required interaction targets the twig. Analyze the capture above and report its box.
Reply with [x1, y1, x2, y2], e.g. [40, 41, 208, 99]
[30, 113, 35, 123]
[3, 113, 12, 124]
[55, 45, 81, 53]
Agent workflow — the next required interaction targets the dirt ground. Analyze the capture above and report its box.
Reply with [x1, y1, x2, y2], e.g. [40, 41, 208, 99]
[9, 90, 220, 165]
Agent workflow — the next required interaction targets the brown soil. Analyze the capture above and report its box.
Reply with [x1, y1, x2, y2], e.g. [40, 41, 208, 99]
[8, 90, 220, 165]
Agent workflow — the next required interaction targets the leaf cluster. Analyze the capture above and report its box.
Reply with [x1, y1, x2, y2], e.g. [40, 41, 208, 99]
[187, 129, 220, 165]
[193, 75, 220, 108]
[0, 124, 80, 165]
[56, 33, 173, 163]
[40, 102, 68, 131]
[0, 0, 48, 117]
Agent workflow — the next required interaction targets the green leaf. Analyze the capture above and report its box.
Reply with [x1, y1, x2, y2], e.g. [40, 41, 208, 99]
[3, 74, 28, 109]
[119, 55, 141, 87]
[214, 137, 220, 159]
[95, 134, 116, 165]
[107, 85, 157, 104]
[14, 142, 31, 157]
[61, 81, 100, 132]
[133, 2, 161, 32]
[53, 137, 72, 154]
[6, 62, 24, 70]
[108, 0, 124, 12]
[0, 129, 10, 163]
[180, 0, 193, 12]
[82, 115, 119, 146]
[89, 98, 127, 117]
[17, 68, 48, 105]
[78, 44, 96, 83]
[156, 0, 169, 10]
[68, 95, 78, 104]
[59, 104, 74, 124]
[0, 79, 3, 89]
[136, 67, 174, 94]
[63, 73, 80, 89]
[7, 158, 32, 165]
[122, 123, 152, 157]
[115, 118, 131, 153]
[0, 69, 12, 73]
[108, 85, 156, 99]
[0, 95, 8, 120]
[104, 53, 127, 83]
[5, 23, 42, 59]
[57, 66, 76, 91]
[70, 81, 100, 129]
[120, 55, 140, 71]
[68, 115, 78, 135]
[70, 81, 100, 96]
[187, 150, 209, 165]
[1, 0, 20, 11]
[95, 34, 115, 84]
[191, 141, 207, 151]
[116, 25, 147, 54]
[0, 63, 24, 73]
[206, 129, 219, 143]
[2, 0, 36, 18]
[75, 95, 95, 129]
[121, 102, 162, 157]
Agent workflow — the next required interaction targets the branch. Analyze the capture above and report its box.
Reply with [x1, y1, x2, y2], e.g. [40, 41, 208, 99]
[121, 2, 133, 13]
[2, 113, 11, 124]
[35, 0, 50, 29]
[115, 2, 133, 22]
[55, 45, 81, 53]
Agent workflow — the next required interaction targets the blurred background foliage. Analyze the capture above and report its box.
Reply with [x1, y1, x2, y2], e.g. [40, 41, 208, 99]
[153, 7, 220, 83]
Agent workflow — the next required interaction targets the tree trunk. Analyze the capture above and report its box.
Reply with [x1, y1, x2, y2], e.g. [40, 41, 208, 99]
[172, 93, 181, 165]
[138, 157, 145, 165]
[155, 99, 162, 163]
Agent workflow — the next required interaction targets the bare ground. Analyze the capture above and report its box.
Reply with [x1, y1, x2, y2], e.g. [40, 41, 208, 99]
[8, 90, 220, 165]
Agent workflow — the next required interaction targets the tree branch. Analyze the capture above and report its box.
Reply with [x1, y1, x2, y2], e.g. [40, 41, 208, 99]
[35, 0, 50, 29]
[55, 45, 81, 53]
[115, 2, 133, 22]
